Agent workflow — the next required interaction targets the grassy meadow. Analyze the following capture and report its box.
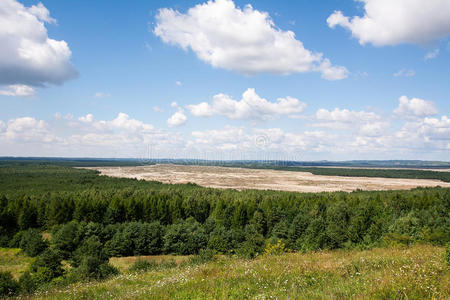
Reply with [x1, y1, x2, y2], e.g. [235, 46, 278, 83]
[9, 244, 447, 299]
[0, 248, 34, 280]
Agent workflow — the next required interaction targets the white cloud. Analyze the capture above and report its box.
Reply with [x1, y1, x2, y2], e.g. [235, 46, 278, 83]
[187, 88, 306, 121]
[316, 108, 380, 123]
[393, 69, 415, 77]
[154, 0, 348, 80]
[176, 81, 182, 86]
[27, 2, 56, 24]
[78, 114, 94, 123]
[420, 116, 450, 140]
[2, 117, 55, 142]
[103, 113, 155, 132]
[424, 49, 440, 61]
[394, 96, 438, 119]
[0, 0, 77, 87]
[93, 92, 110, 98]
[327, 0, 450, 46]
[167, 111, 187, 127]
[153, 106, 163, 113]
[0, 84, 35, 97]
[1, 112, 449, 160]
[314, 108, 387, 137]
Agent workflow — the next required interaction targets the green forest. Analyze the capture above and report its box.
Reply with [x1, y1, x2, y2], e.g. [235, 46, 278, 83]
[0, 162, 449, 297]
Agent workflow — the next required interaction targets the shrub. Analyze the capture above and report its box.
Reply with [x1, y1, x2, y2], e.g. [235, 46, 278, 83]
[51, 221, 83, 259]
[129, 259, 158, 272]
[188, 249, 216, 265]
[158, 259, 177, 269]
[72, 235, 106, 267]
[31, 248, 64, 282]
[164, 218, 207, 255]
[18, 271, 36, 294]
[207, 226, 233, 253]
[8, 231, 24, 248]
[236, 225, 265, 259]
[264, 239, 288, 256]
[20, 228, 48, 257]
[0, 271, 19, 297]
[71, 256, 119, 281]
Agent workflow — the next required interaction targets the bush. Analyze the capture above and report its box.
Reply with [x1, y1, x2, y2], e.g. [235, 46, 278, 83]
[51, 221, 83, 259]
[72, 235, 106, 267]
[20, 228, 48, 257]
[71, 256, 119, 281]
[264, 239, 288, 256]
[31, 248, 64, 282]
[18, 271, 36, 294]
[236, 225, 265, 259]
[188, 249, 216, 265]
[158, 259, 177, 269]
[8, 231, 24, 248]
[164, 218, 207, 255]
[129, 259, 158, 272]
[0, 271, 19, 297]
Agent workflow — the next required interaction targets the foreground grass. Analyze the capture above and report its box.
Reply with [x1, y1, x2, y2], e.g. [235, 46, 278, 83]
[18, 244, 448, 299]
[109, 255, 190, 273]
[0, 248, 34, 279]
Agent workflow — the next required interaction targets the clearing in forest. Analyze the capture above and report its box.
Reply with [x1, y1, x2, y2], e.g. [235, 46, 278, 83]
[84, 164, 450, 192]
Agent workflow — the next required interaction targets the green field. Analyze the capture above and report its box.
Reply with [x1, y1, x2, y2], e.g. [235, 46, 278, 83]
[16, 244, 448, 299]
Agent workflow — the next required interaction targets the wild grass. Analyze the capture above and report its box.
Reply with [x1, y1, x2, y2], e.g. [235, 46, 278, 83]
[17, 244, 448, 299]
[0, 248, 34, 279]
[109, 255, 190, 273]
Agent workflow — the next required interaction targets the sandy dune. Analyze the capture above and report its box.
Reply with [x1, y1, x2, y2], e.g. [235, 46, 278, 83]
[82, 164, 450, 193]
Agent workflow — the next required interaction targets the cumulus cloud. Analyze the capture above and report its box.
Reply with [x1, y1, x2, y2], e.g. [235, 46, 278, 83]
[190, 126, 338, 158]
[327, 0, 450, 46]
[167, 111, 188, 127]
[0, 0, 77, 89]
[394, 96, 438, 119]
[187, 88, 306, 121]
[78, 114, 94, 123]
[420, 116, 450, 140]
[167, 102, 188, 127]
[315, 108, 380, 123]
[2, 117, 55, 142]
[94, 113, 155, 132]
[154, 0, 348, 80]
[313, 108, 387, 137]
[0, 84, 35, 97]
[1, 111, 450, 160]
[425, 49, 440, 61]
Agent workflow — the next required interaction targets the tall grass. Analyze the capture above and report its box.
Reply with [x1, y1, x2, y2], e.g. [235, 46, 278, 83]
[21, 244, 448, 299]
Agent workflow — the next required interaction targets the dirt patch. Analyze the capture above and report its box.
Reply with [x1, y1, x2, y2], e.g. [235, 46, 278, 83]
[82, 164, 450, 192]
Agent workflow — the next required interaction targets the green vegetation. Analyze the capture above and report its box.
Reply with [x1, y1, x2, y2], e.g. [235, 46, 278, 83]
[0, 248, 33, 279]
[0, 161, 449, 298]
[24, 245, 450, 299]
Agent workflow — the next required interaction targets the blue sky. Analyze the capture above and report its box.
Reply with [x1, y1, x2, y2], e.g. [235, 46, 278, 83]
[0, 0, 449, 160]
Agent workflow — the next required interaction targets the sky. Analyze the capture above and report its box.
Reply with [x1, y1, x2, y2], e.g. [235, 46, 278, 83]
[0, 0, 449, 161]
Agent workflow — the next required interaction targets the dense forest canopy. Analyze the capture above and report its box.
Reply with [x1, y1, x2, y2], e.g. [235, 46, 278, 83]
[1, 161, 448, 251]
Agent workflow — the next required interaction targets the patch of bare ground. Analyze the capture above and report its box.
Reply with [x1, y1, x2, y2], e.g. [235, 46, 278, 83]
[81, 164, 450, 192]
